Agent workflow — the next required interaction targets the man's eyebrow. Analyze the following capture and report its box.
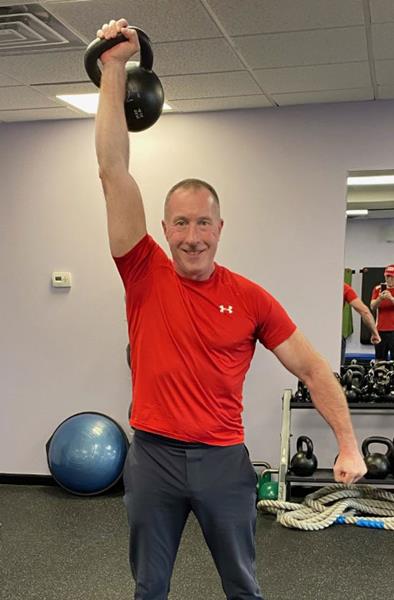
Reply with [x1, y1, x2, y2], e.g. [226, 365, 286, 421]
[171, 215, 214, 222]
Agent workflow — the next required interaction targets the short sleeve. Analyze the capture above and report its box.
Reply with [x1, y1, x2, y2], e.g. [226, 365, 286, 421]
[255, 289, 297, 350]
[113, 235, 167, 288]
[343, 283, 358, 303]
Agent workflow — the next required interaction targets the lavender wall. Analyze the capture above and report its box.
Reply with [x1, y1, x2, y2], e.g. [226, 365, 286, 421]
[2, 99, 394, 474]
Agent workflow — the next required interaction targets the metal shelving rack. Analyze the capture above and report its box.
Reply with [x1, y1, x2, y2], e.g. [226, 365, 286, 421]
[277, 389, 394, 501]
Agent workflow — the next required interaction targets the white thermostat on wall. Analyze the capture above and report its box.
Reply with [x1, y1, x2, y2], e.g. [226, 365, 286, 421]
[51, 272, 72, 288]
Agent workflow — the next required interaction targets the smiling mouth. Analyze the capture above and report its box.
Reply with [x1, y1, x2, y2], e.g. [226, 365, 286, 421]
[182, 249, 204, 256]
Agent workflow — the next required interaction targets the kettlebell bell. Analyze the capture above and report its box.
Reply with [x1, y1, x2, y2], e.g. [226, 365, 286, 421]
[257, 469, 278, 500]
[361, 436, 394, 479]
[343, 370, 361, 403]
[390, 437, 394, 474]
[84, 27, 164, 132]
[290, 435, 318, 477]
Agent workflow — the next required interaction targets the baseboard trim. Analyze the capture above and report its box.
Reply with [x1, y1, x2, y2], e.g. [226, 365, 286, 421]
[0, 473, 56, 486]
[0, 473, 125, 495]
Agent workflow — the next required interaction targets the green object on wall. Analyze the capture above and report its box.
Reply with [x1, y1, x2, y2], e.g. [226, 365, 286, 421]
[342, 268, 353, 339]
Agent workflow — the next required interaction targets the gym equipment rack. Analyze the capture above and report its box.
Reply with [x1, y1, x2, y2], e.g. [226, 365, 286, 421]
[277, 390, 394, 501]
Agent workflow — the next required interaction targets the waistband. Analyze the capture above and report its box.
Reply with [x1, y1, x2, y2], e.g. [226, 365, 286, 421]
[133, 429, 215, 449]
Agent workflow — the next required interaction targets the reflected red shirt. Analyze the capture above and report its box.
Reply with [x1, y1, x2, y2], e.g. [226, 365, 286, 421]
[343, 283, 358, 305]
[371, 285, 394, 331]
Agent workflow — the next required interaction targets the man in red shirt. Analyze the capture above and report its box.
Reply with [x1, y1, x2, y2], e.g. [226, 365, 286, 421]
[95, 18, 366, 600]
[370, 265, 394, 361]
[341, 283, 380, 364]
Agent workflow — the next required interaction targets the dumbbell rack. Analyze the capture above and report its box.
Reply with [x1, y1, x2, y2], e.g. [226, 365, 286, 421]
[277, 389, 394, 501]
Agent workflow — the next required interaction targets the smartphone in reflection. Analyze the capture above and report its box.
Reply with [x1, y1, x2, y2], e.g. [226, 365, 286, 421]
[381, 282, 387, 292]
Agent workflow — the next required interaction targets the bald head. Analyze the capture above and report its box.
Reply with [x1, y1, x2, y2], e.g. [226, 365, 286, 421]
[164, 178, 220, 221]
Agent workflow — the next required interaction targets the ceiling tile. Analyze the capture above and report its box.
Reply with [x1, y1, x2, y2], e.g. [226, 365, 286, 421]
[233, 28, 367, 69]
[0, 85, 59, 109]
[375, 59, 394, 84]
[207, 0, 364, 35]
[0, 0, 390, 123]
[254, 62, 371, 94]
[0, 106, 89, 122]
[377, 85, 394, 98]
[154, 39, 244, 77]
[0, 49, 88, 84]
[273, 88, 373, 106]
[161, 71, 261, 100]
[44, 0, 221, 44]
[370, 0, 394, 23]
[34, 81, 96, 97]
[0, 0, 41, 4]
[171, 94, 272, 112]
[0, 72, 23, 86]
[372, 23, 394, 59]
[34, 81, 97, 111]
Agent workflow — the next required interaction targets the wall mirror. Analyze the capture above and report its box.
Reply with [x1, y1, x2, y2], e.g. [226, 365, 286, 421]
[343, 169, 394, 364]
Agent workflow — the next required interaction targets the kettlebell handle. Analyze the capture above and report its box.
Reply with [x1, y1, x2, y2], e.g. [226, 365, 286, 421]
[296, 435, 314, 458]
[362, 436, 394, 457]
[84, 27, 154, 89]
[260, 468, 278, 484]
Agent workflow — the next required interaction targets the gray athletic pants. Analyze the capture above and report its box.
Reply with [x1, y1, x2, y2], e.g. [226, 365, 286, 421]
[123, 430, 264, 600]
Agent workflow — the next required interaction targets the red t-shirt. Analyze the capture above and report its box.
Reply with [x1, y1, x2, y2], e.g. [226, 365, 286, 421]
[114, 235, 297, 445]
[343, 283, 358, 305]
[371, 285, 394, 331]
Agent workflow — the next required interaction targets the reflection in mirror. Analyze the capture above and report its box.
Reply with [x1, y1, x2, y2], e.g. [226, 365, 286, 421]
[343, 170, 394, 366]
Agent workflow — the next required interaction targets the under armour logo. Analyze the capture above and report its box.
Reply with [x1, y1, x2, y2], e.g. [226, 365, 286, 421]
[219, 305, 233, 314]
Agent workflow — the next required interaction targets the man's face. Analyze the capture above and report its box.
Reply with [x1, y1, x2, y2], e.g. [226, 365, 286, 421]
[162, 186, 223, 281]
[385, 274, 394, 288]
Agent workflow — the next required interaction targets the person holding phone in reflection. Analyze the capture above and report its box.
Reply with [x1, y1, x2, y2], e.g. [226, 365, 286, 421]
[341, 283, 381, 364]
[370, 265, 394, 361]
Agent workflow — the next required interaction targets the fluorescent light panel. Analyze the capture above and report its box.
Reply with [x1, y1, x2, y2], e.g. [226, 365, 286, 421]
[346, 209, 369, 216]
[56, 93, 172, 113]
[57, 93, 98, 113]
[347, 175, 394, 186]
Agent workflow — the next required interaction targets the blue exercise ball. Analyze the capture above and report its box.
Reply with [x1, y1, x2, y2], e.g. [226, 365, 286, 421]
[46, 412, 129, 496]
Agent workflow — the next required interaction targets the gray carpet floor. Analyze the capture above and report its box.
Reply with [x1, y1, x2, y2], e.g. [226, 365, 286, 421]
[0, 484, 392, 600]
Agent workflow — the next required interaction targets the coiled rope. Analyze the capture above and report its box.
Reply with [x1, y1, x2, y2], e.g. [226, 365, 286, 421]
[257, 484, 394, 530]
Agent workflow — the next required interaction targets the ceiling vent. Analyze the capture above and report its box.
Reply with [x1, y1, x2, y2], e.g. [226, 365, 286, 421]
[0, 3, 85, 56]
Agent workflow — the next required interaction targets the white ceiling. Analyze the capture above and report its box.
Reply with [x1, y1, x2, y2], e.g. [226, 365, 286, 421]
[1, 0, 394, 123]
[347, 169, 394, 219]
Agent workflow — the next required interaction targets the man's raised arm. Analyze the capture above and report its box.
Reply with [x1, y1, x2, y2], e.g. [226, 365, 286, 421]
[95, 18, 147, 257]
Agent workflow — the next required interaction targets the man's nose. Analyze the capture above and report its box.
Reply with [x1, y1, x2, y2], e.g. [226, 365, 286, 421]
[184, 223, 199, 243]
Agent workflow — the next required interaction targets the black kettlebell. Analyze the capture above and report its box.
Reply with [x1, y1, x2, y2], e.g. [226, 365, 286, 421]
[290, 435, 318, 477]
[293, 380, 305, 402]
[343, 370, 361, 403]
[84, 26, 164, 132]
[361, 436, 394, 479]
[389, 437, 394, 474]
[349, 360, 366, 377]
